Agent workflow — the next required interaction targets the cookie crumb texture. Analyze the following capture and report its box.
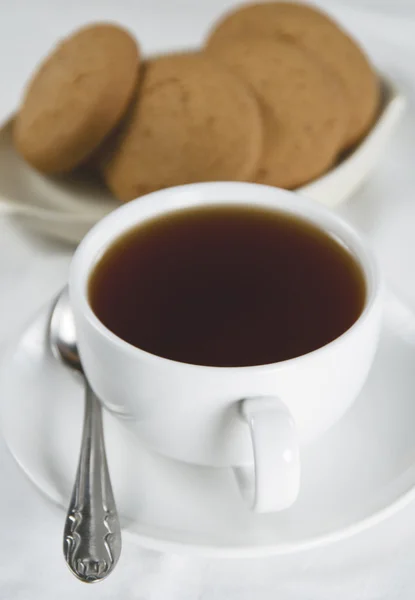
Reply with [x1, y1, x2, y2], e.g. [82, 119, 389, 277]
[14, 23, 140, 174]
[207, 2, 380, 149]
[207, 37, 348, 188]
[100, 53, 263, 202]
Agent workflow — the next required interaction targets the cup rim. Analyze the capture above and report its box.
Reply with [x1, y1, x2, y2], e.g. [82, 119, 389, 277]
[69, 182, 381, 372]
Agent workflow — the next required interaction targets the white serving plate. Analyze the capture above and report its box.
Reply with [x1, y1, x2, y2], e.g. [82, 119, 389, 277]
[0, 75, 405, 244]
[2, 290, 415, 557]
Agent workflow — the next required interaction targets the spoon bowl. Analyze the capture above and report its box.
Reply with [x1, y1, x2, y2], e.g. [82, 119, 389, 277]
[50, 288, 81, 372]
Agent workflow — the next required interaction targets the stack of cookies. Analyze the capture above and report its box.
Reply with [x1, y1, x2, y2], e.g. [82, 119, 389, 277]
[13, 3, 380, 203]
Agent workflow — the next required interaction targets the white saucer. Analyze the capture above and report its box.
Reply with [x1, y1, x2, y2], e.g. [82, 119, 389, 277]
[2, 293, 415, 557]
[0, 76, 405, 244]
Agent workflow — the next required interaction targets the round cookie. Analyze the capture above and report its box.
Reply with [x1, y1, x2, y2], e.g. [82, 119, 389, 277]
[14, 23, 140, 174]
[100, 52, 263, 201]
[206, 2, 379, 148]
[207, 37, 348, 189]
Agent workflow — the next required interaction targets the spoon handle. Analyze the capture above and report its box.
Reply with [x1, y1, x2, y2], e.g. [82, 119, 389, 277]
[63, 381, 121, 583]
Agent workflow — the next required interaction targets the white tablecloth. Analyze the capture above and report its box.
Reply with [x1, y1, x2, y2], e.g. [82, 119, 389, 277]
[1, 1, 415, 597]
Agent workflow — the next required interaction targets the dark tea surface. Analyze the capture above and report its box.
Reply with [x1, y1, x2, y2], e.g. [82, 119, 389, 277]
[89, 205, 366, 367]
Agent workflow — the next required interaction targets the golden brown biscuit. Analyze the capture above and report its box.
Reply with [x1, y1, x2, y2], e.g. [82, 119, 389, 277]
[100, 52, 263, 201]
[207, 37, 348, 188]
[206, 2, 379, 148]
[14, 23, 140, 174]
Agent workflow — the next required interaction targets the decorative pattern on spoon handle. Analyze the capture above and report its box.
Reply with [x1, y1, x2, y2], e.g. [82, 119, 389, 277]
[63, 381, 121, 583]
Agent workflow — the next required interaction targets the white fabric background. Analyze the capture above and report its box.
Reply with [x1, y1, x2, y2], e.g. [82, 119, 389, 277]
[1, 1, 415, 597]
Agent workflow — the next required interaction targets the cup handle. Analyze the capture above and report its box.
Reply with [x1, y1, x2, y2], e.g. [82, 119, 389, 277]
[234, 396, 300, 513]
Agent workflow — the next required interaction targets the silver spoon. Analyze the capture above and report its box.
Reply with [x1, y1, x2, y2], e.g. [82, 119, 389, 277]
[49, 287, 121, 583]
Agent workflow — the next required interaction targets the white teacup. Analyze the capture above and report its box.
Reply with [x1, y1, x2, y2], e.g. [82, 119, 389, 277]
[70, 182, 382, 513]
